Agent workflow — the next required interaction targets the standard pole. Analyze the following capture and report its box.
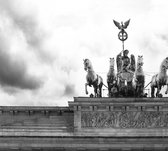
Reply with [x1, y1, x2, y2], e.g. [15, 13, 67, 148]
[122, 41, 124, 51]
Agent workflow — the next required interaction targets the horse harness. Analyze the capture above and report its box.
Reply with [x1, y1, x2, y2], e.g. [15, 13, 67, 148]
[88, 74, 101, 87]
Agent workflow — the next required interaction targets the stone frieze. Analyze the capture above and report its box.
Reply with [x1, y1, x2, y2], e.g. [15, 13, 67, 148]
[81, 111, 168, 128]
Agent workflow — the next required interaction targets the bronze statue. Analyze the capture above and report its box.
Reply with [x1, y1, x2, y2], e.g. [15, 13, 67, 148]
[114, 19, 137, 97]
[82, 19, 149, 98]
[135, 55, 145, 97]
[113, 19, 130, 31]
[107, 58, 118, 97]
[121, 50, 131, 72]
[83, 59, 103, 97]
[116, 50, 135, 97]
[151, 57, 168, 97]
[113, 19, 130, 50]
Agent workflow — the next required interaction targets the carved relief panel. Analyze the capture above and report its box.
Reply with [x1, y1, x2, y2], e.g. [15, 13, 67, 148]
[81, 111, 168, 128]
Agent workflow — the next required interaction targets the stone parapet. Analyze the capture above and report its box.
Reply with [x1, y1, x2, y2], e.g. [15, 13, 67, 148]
[0, 106, 74, 137]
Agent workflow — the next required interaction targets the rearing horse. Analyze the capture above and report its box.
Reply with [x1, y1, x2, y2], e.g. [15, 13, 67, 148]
[83, 59, 103, 97]
[151, 57, 168, 97]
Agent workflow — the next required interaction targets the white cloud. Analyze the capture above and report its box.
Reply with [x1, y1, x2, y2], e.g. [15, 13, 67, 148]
[0, 0, 167, 105]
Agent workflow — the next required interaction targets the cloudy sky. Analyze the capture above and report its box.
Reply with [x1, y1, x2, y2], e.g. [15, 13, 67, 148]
[0, 0, 168, 106]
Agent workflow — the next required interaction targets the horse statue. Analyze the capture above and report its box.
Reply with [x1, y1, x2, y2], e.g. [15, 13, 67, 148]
[107, 58, 118, 97]
[135, 55, 145, 97]
[83, 59, 103, 97]
[151, 57, 168, 97]
[116, 49, 136, 97]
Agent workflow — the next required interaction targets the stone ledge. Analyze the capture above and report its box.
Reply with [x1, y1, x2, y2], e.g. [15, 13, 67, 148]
[0, 136, 167, 150]
[73, 97, 168, 102]
[69, 97, 168, 111]
[0, 106, 73, 115]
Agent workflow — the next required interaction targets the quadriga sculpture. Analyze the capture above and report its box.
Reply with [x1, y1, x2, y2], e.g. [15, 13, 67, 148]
[151, 57, 168, 97]
[83, 59, 103, 97]
[135, 55, 145, 97]
[107, 58, 118, 97]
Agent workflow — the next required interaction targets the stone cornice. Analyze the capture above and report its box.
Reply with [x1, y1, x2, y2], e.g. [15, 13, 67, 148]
[0, 106, 72, 115]
[69, 97, 168, 112]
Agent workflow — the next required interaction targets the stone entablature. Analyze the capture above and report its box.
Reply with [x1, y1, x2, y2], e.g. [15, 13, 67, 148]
[69, 97, 168, 136]
[1, 98, 168, 150]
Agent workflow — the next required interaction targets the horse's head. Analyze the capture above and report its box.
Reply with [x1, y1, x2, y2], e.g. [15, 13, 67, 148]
[161, 57, 168, 70]
[109, 57, 115, 67]
[83, 59, 92, 71]
[164, 57, 168, 69]
[137, 55, 143, 67]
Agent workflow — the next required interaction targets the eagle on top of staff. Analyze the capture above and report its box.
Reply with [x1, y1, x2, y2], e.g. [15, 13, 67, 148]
[113, 19, 130, 30]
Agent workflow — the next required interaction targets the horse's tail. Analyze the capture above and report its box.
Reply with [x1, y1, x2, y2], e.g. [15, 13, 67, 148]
[150, 74, 158, 87]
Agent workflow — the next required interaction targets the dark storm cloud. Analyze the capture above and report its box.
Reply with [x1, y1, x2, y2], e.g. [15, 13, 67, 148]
[0, 0, 43, 91]
[0, 48, 42, 90]
[0, 0, 54, 63]
[0, 0, 78, 99]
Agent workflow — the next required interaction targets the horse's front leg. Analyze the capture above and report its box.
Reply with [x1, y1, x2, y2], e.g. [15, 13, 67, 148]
[85, 83, 89, 95]
[151, 86, 155, 97]
[99, 85, 102, 97]
[165, 80, 168, 94]
[94, 86, 98, 97]
[165, 85, 168, 94]
[156, 84, 161, 97]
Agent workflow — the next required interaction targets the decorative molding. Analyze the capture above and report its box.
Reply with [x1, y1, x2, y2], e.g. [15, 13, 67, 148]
[81, 111, 168, 128]
[0, 106, 72, 116]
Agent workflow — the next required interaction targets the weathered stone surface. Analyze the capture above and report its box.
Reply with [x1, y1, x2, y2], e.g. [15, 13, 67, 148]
[69, 97, 168, 136]
[0, 97, 168, 150]
[81, 111, 168, 128]
[0, 106, 74, 136]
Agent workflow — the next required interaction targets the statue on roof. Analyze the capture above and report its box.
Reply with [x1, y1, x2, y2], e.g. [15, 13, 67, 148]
[114, 19, 136, 97]
[116, 49, 135, 97]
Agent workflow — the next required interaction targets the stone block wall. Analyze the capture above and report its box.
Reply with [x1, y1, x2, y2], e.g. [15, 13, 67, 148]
[0, 98, 168, 150]
[0, 106, 74, 136]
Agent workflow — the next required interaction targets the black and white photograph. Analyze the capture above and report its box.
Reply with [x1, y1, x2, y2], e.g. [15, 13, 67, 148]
[0, 0, 168, 150]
